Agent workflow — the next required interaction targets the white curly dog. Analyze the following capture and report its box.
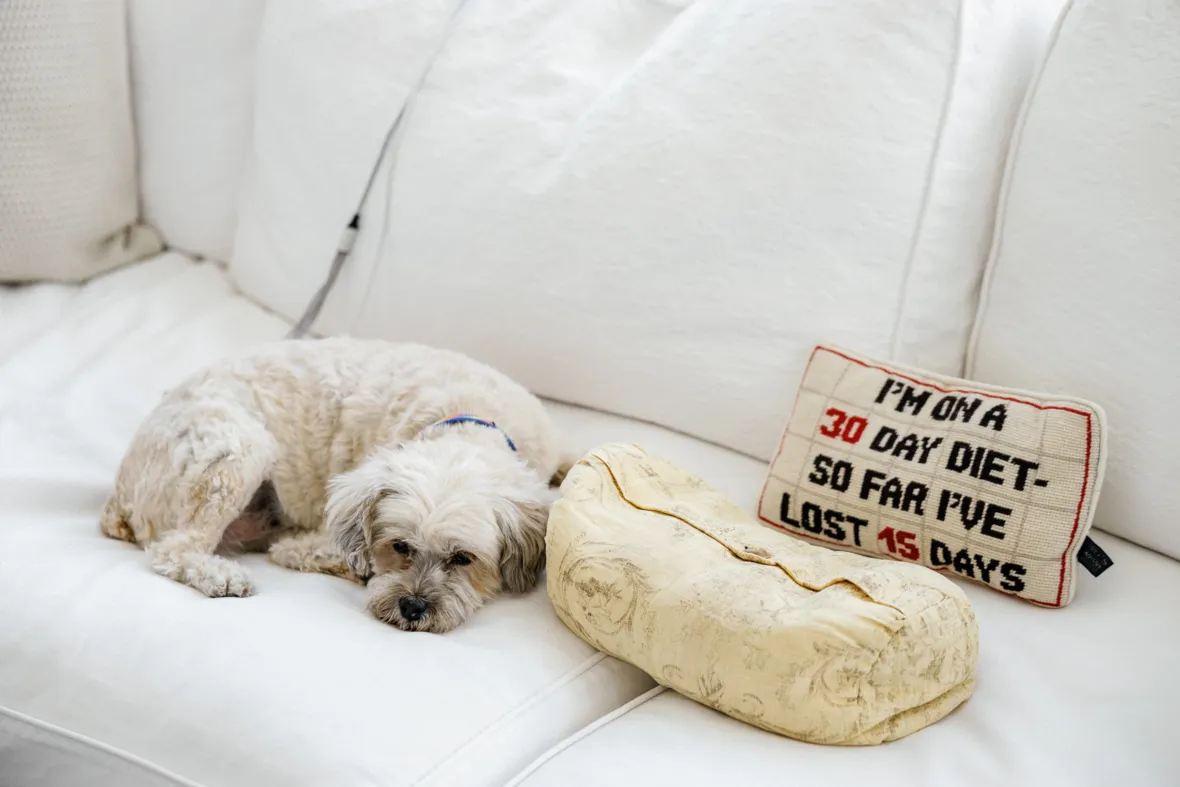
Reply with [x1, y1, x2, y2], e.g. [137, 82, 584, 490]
[100, 338, 565, 632]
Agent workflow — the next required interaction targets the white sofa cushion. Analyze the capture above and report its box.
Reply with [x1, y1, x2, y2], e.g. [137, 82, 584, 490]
[511, 533, 1180, 787]
[967, 0, 1180, 560]
[0, 0, 160, 282]
[128, 0, 266, 262]
[230, 0, 1061, 460]
[231, 0, 468, 310]
[0, 254, 766, 787]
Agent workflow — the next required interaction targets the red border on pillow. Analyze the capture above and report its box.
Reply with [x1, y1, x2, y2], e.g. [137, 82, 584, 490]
[757, 346, 1096, 608]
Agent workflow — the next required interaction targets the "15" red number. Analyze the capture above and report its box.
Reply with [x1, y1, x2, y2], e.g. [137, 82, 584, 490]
[877, 526, 920, 561]
[818, 408, 868, 444]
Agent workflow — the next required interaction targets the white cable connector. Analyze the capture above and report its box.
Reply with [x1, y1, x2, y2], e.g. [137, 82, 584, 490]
[336, 215, 359, 256]
[283, 0, 473, 342]
[285, 213, 359, 340]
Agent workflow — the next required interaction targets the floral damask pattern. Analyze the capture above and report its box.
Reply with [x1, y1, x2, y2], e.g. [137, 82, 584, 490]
[546, 444, 979, 745]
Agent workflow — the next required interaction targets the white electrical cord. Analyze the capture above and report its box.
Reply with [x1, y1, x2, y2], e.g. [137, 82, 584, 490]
[285, 0, 471, 340]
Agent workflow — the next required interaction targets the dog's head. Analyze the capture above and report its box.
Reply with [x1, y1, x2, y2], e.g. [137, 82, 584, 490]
[325, 434, 550, 633]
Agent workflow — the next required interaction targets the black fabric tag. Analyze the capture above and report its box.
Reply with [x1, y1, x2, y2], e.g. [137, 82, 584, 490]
[1077, 536, 1113, 577]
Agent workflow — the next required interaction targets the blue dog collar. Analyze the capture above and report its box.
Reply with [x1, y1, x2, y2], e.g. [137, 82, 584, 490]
[427, 414, 517, 452]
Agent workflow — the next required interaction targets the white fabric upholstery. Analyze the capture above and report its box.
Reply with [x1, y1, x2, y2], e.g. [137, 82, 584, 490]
[0, 707, 196, 787]
[0, 0, 160, 282]
[512, 534, 1180, 787]
[230, 0, 1060, 460]
[968, 0, 1180, 560]
[128, 0, 266, 263]
[6, 2, 1173, 784]
[231, 1, 466, 310]
[0, 254, 768, 787]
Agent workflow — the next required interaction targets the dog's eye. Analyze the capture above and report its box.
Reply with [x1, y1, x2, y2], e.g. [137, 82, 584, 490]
[392, 540, 413, 556]
[447, 551, 473, 568]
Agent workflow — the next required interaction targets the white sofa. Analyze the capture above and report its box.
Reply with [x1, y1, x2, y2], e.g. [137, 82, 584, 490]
[1, 1, 1177, 785]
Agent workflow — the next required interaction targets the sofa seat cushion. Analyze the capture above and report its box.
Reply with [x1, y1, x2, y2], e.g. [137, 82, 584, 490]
[0, 254, 758, 787]
[512, 535, 1180, 786]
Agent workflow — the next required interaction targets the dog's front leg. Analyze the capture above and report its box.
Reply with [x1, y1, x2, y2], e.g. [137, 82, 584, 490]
[268, 531, 366, 583]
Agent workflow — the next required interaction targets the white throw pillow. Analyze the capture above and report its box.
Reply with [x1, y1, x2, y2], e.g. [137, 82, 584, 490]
[968, 0, 1180, 560]
[0, 0, 160, 282]
[128, 0, 266, 263]
[232, 0, 1061, 460]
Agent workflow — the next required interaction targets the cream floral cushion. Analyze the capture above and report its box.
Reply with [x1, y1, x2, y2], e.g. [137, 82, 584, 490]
[547, 443, 979, 745]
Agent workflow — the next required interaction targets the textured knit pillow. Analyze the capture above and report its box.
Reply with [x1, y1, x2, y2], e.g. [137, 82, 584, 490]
[548, 443, 978, 745]
[758, 345, 1108, 607]
[0, 0, 160, 282]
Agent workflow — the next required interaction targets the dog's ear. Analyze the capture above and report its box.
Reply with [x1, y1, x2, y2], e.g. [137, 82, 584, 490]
[496, 491, 550, 594]
[325, 467, 394, 581]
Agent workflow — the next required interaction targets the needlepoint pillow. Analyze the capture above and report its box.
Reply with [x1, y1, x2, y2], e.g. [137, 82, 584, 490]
[758, 345, 1107, 607]
[547, 443, 978, 745]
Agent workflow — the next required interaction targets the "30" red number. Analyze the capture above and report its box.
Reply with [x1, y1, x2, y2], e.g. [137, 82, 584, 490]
[818, 408, 868, 444]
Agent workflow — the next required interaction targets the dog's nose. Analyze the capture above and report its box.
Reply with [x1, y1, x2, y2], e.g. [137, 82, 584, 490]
[399, 595, 429, 622]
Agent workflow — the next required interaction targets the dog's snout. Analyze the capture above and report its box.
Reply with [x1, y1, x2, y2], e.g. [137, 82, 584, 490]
[399, 595, 429, 622]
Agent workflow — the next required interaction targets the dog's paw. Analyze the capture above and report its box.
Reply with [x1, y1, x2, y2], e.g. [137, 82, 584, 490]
[152, 553, 254, 598]
[267, 538, 300, 570]
[198, 563, 254, 598]
[269, 532, 356, 579]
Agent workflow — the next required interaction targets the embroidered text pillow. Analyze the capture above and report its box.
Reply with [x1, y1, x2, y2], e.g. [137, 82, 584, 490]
[758, 345, 1107, 607]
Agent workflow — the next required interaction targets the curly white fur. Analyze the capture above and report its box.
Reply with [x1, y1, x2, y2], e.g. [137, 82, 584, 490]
[101, 338, 563, 631]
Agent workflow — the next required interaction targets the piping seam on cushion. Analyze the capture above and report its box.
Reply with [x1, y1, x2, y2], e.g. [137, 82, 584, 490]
[410, 651, 609, 786]
[501, 686, 669, 787]
[0, 704, 204, 787]
[587, 448, 905, 615]
[964, 0, 1078, 376]
[888, 0, 967, 361]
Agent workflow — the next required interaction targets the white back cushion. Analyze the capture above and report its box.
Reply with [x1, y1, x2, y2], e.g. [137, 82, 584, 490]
[233, 0, 1060, 459]
[0, 0, 161, 282]
[129, 0, 266, 262]
[232, 0, 468, 309]
[968, 0, 1180, 559]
